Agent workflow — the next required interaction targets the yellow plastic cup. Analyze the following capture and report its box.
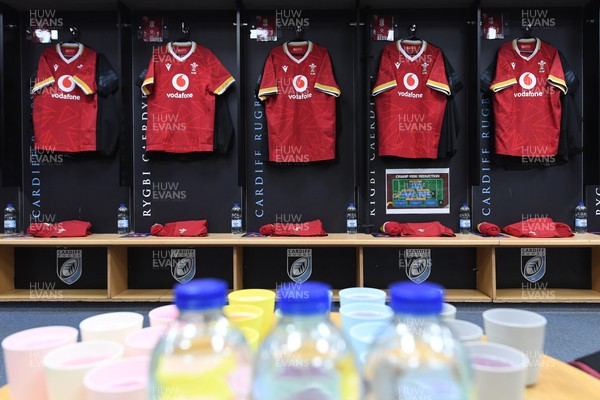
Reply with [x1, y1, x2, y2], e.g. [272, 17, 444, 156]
[239, 327, 260, 351]
[228, 289, 275, 337]
[223, 304, 264, 336]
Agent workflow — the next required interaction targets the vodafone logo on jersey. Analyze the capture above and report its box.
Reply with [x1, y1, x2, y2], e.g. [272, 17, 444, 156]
[292, 75, 308, 93]
[167, 73, 193, 98]
[403, 73, 419, 91]
[397, 73, 423, 99]
[514, 72, 544, 98]
[49, 75, 81, 100]
[287, 74, 312, 100]
[171, 73, 190, 91]
[519, 72, 537, 90]
[57, 75, 76, 93]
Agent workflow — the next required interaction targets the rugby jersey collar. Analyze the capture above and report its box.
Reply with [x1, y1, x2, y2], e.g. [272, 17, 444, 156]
[284, 41, 313, 64]
[513, 38, 540, 61]
[56, 43, 84, 64]
[397, 39, 427, 62]
[168, 41, 197, 62]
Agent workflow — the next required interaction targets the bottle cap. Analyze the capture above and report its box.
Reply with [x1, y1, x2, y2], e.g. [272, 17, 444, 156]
[119, 203, 126, 207]
[174, 278, 227, 311]
[389, 281, 444, 315]
[7, 203, 13, 207]
[233, 203, 239, 207]
[462, 202, 468, 207]
[278, 281, 331, 316]
[578, 201, 585, 206]
[348, 203, 355, 207]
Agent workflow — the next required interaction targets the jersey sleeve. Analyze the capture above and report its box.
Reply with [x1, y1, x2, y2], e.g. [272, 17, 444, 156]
[426, 50, 451, 95]
[314, 49, 341, 97]
[96, 53, 119, 97]
[258, 52, 278, 101]
[206, 50, 235, 95]
[490, 48, 518, 92]
[32, 51, 55, 94]
[547, 49, 567, 95]
[372, 46, 397, 96]
[71, 48, 96, 95]
[443, 53, 463, 96]
[141, 51, 155, 95]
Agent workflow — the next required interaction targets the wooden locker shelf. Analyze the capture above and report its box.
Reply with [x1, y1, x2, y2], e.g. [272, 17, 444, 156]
[495, 288, 600, 303]
[0, 289, 108, 302]
[0, 232, 597, 303]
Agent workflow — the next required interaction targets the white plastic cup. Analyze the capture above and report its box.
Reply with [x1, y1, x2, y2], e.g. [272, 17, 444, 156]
[43, 340, 124, 400]
[79, 312, 144, 344]
[465, 342, 529, 400]
[483, 308, 547, 386]
[348, 321, 390, 367]
[148, 304, 179, 328]
[444, 319, 483, 342]
[83, 356, 150, 400]
[340, 303, 393, 335]
[441, 303, 457, 320]
[1, 326, 78, 400]
[124, 326, 166, 357]
[339, 287, 386, 307]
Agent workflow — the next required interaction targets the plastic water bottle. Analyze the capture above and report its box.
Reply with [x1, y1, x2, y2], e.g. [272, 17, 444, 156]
[459, 202, 471, 234]
[346, 203, 358, 234]
[364, 282, 473, 400]
[575, 201, 588, 234]
[4, 203, 16, 235]
[231, 203, 243, 234]
[253, 281, 360, 400]
[149, 279, 252, 400]
[117, 204, 129, 235]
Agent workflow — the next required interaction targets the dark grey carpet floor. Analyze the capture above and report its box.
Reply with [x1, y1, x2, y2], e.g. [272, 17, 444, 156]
[1, 302, 599, 386]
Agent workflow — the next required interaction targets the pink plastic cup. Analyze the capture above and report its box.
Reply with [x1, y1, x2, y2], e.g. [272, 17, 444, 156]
[1, 326, 78, 400]
[149, 304, 179, 328]
[124, 326, 166, 357]
[83, 356, 150, 400]
[43, 340, 124, 400]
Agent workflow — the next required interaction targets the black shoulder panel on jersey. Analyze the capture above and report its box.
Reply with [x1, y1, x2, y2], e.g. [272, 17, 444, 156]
[95, 52, 120, 156]
[96, 53, 119, 97]
[443, 52, 463, 96]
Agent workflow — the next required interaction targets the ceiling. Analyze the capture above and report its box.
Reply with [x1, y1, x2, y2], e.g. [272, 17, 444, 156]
[0, 0, 591, 11]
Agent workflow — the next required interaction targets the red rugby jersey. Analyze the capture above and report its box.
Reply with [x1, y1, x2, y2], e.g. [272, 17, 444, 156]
[258, 41, 341, 162]
[372, 40, 450, 159]
[142, 42, 235, 153]
[490, 38, 567, 157]
[32, 43, 97, 152]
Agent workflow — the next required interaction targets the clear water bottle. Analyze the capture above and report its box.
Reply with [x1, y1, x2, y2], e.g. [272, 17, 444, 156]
[459, 202, 471, 234]
[4, 203, 17, 235]
[364, 282, 473, 400]
[253, 281, 360, 400]
[346, 203, 358, 234]
[575, 201, 587, 234]
[231, 203, 243, 234]
[117, 203, 129, 235]
[149, 278, 252, 400]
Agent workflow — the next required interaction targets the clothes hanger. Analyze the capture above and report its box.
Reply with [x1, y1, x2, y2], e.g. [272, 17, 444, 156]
[517, 24, 536, 42]
[516, 24, 536, 52]
[407, 24, 419, 40]
[63, 27, 81, 45]
[174, 22, 191, 43]
[399, 24, 423, 54]
[288, 25, 307, 44]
